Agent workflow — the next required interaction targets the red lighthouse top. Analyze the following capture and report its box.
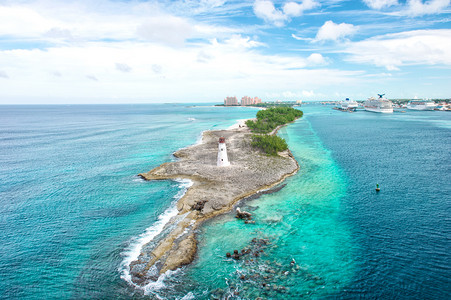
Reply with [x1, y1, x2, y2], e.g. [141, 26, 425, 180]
[219, 137, 225, 143]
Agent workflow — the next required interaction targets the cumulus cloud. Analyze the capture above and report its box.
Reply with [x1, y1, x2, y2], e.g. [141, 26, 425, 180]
[0, 70, 9, 79]
[364, 0, 450, 15]
[223, 35, 265, 48]
[254, 0, 318, 26]
[115, 63, 132, 73]
[307, 53, 328, 65]
[253, 0, 287, 27]
[363, 0, 398, 10]
[345, 29, 451, 70]
[406, 0, 450, 16]
[302, 90, 315, 97]
[315, 21, 358, 42]
[283, 0, 319, 17]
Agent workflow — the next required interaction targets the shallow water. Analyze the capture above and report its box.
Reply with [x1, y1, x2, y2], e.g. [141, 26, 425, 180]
[1, 104, 449, 299]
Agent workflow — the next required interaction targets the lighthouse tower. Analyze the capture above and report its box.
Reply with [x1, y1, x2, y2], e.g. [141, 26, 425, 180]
[217, 137, 230, 167]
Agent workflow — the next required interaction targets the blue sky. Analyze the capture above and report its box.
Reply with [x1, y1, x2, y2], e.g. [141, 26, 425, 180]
[0, 0, 450, 103]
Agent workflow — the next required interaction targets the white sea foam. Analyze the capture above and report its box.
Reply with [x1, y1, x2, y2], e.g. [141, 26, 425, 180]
[132, 176, 145, 182]
[142, 268, 182, 296]
[187, 117, 196, 121]
[119, 179, 193, 289]
[180, 291, 196, 300]
[194, 131, 204, 146]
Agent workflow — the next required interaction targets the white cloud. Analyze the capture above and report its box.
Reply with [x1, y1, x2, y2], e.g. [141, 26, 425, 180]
[137, 16, 194, 47]
[406, 0, 450, 16]
[307, 53, 328, 65]
[86, 75, 99, 81]
[223, 35, 265, 48]
[291, 34, 313, 41]
[315, 21, 358, 42]
[253, 0, 287, 27]
[45, 27, 76, 42]
[283, 0, 319, 17]
[345, 29, 451, 70]
[152, 64, 163, 74]
[274, 89, 318, 99]
[0, 71, 9, 79]
[115, 63, 132, 73]
[254, 0, 319, 26]
[363, 0, 398, 10]
[51, 71, 62, 77]
[302, 90, 315, 97]
[0, 2, 236, 47]
[0, 40, 361, 102]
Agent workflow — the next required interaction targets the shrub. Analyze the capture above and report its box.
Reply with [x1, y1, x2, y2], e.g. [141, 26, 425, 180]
[251, 134, 288, 156]
[246, 107, 302, 134]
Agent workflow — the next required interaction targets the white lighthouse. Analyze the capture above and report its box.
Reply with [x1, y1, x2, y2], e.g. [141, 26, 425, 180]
[217, 137, 230, 167]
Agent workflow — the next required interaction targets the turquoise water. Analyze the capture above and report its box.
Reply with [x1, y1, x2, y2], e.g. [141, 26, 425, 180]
[1, 104, 450, 299]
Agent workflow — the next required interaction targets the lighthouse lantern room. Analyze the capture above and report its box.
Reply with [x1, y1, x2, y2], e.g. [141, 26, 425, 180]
[217, 137, 230, 167]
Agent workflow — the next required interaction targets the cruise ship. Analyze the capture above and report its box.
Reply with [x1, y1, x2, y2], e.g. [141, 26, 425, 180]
[340, 98, 359, 111]
[364, 94, 393, 113]
[406, 100, 437, 111]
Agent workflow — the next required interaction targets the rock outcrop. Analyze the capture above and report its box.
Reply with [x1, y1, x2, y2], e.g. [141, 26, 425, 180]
[130, 124, 299, 286]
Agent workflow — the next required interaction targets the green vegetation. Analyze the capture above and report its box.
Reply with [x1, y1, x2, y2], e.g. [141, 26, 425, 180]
[251, 134, 288, 156]
[246, 107, 303, 156]
[246, 107, 303, 134]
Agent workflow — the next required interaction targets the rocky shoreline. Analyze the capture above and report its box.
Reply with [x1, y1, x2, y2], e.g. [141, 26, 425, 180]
[129, 121, 299, 286]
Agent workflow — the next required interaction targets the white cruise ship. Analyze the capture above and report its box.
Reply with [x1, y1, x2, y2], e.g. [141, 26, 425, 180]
[406, 100, 437, 111]
[364, 94, 393, 113]
[340, 98, 359, 111]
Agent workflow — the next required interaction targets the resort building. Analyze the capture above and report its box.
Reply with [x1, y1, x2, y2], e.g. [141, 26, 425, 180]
[241, 96, 262, 106]
[241, 96, 253, 106]
[224, 95, 262, 106]
[224, 96, 238, 106]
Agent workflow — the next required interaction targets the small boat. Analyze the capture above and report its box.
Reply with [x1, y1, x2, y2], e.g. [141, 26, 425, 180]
[376, 184, 380, 192]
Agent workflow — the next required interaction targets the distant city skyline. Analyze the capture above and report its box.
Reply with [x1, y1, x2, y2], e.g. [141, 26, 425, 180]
[0, 0, 450, 104]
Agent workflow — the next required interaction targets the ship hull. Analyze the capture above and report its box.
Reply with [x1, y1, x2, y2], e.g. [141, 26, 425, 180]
[364, 106, 393, 113]
[406, 105, 436, 111]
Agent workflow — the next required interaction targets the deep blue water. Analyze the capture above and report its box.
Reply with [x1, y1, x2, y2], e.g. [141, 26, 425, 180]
[0, 104, 449, 299]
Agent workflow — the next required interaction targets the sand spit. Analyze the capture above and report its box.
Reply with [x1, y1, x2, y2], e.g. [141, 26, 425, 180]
[130, 123, 299, 286]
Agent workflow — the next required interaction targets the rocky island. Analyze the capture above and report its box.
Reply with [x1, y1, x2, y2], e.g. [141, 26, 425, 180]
[129, 108, 302, 286]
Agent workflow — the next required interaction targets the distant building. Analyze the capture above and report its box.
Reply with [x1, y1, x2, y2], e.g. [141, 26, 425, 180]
[225, 95, 262, 106]
[224, 96, 238, 106]
[241, 96, 253, 106]
[241, 96, 262, 106]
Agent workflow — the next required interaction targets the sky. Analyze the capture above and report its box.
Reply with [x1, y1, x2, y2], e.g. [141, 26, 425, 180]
[0, 0, 450, 104]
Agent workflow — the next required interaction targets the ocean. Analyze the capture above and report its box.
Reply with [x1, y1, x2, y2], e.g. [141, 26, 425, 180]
[0, 104, 449, 299]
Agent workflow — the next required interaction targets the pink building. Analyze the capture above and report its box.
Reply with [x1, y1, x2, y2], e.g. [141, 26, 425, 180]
[224, 96, 238, 106]
[241, 96, 262, 106]
[241, 96, 253, 106]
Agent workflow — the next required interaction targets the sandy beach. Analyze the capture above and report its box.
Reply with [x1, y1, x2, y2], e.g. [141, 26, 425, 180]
[129, 120, 299, 286]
